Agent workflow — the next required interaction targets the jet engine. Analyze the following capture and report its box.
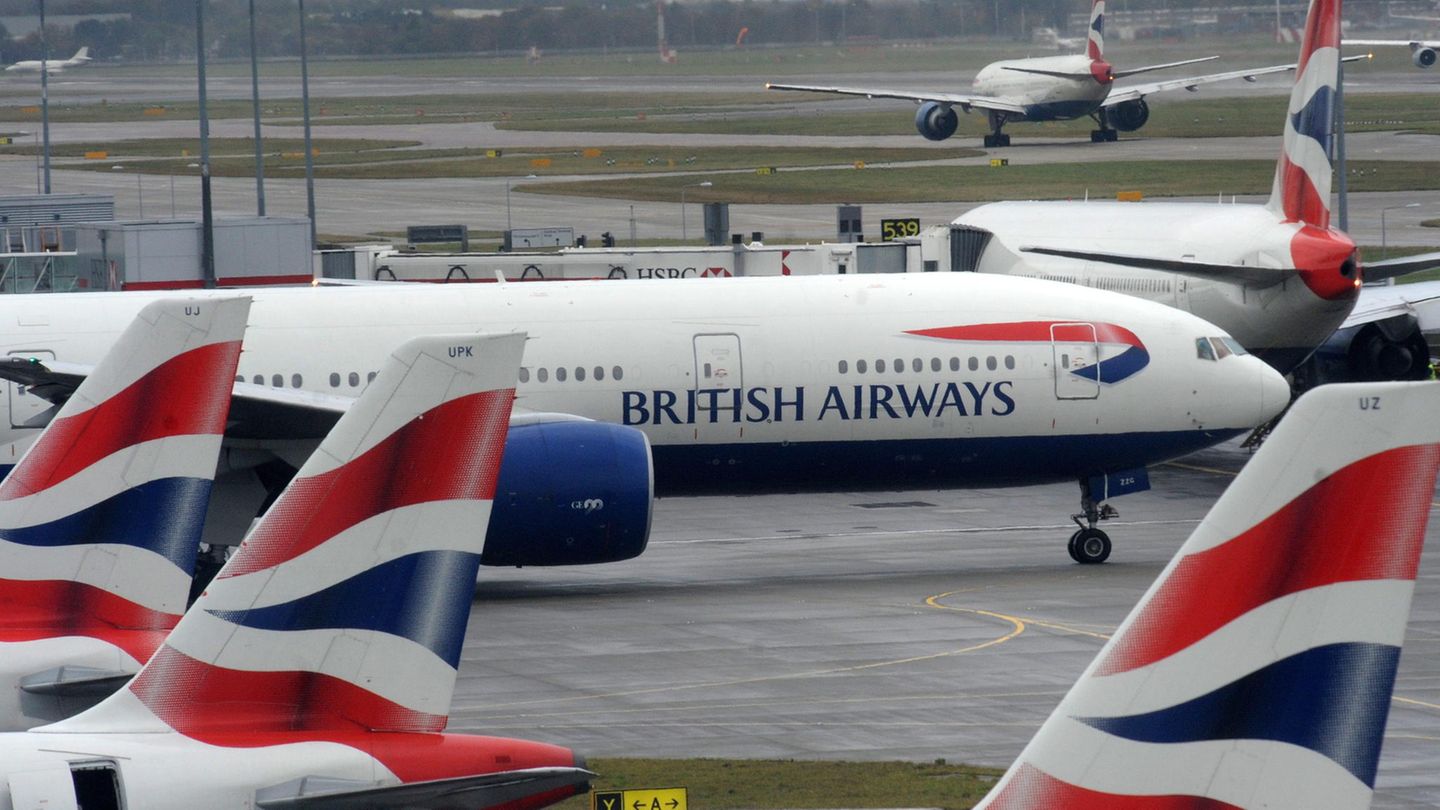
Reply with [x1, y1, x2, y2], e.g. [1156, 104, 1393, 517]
[915, 102, 960, 141]
[481, 418, 654, 567]
[1107, 99, 1150, 132]
[1292, 314, 1432, 390]
[1414, 47, 1437, 68]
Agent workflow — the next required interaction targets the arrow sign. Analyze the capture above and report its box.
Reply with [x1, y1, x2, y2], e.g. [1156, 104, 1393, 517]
[593, 787, 687, 810]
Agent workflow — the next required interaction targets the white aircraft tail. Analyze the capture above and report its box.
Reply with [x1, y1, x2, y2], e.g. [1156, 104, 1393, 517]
[0, 297, 249, 657]
[977, 381, 1440, 809]
[1265, 0, 1342, 228]
[1085, 0, 1105, 60]
[65, 333, 524, 737]
[71, 47, 90, 63]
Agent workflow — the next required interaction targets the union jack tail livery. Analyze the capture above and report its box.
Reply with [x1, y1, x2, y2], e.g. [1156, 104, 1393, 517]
[0, 297, 249, 729]
[1267, 0, 1342, 229]
[1086, 0, 1106, 61]
[49, 332, 590, 808]
[977, 380, 1440, 809]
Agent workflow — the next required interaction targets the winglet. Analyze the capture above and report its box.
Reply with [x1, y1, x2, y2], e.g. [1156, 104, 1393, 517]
[977, 381, 1440, 809]
[79, 333, 524, 738]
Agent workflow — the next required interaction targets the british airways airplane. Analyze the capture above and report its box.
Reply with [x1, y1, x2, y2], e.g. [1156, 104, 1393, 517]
[766, 0, 1355, 147]
[0, 332, 592, 810]
[0, 274, 1287, 564]
[975, 379, 1440, 808]
[949, 0, 1440, 380]
[0, 297, 249, 731]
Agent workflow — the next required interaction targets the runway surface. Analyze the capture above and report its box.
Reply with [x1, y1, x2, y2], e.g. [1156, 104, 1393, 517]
[457, 439, 1440, 809]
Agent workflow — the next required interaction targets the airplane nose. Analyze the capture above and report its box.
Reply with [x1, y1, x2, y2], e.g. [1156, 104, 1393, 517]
[1257, 360, 1292, 423]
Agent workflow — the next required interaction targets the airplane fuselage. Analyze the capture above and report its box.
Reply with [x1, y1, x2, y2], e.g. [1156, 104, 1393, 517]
[955, 201, 1359, 372]
[972, 54, 1110, 121]
[0, 275, 1285, 494]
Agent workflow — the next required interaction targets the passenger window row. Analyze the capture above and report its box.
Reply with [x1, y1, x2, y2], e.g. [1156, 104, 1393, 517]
[838, 355, 1016, 375]
[519, 365, 625, 384]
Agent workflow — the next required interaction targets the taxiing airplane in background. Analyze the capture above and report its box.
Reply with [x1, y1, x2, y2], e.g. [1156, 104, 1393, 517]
[0, 297, 248, 731]
[945, 0, 1440, 382]
[1345, 36, 1438, 67]
[0, 274, 1288, 564]
[766, 0, 1361, 146]
[0, 332, 592, 810]
[976, 379, 1440, 808]
[4, 47, 91, 74]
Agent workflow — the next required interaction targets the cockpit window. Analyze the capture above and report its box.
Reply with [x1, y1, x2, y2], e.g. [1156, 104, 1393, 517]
[1219, 337, 1249, 356]
[1211, 337, 1234, 359]
[1196, 338, 1216, 361]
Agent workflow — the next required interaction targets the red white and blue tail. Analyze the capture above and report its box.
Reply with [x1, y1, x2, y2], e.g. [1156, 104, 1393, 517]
[1086, 0, 1105, 60]
[0, 297, 249, 662]
[88, 333, 524, 738]
[977, 381, 1440, 809]
[1266, 0, 1342, 228]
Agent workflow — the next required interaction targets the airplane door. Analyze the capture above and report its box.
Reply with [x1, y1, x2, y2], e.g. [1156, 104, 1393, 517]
[694, 333, 742, 391]
[7, 350, 55, 430]
[693, 333, 743, 431]
[1050, 323, 1100, 400]
[9, 767, 80, 810]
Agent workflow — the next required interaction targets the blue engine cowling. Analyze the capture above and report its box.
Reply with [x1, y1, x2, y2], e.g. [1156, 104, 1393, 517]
[1107, 99, 1149, 132]
[915, 101, 960, 141]
[481, 418, 654, 566]
[1415, 47, 1437, 69]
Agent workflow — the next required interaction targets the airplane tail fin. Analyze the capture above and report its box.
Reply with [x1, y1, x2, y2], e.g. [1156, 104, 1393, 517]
[1266, 0, 1342, 228]
[72, 47, 89, 61]
[90, 333, 523, 737]
[0, 297, 248, 659]
[1086, 0, 1105, 60]
[977, 381, 1440, 809]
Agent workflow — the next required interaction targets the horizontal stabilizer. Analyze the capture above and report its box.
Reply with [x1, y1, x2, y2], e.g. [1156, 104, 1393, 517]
[256, 767, 595, 809]
[0, 358, 91, 407]
[1109, 54, 1218, 79]
[1362, 251, 1440, 283]
[19, 666, 136, 698]
[1020, 246, 1288, 286]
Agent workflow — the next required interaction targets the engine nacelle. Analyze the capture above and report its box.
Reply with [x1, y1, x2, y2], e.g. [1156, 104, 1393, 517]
[1291, 314, 1432, 390]
[915, 101, 959, 141]
[481, 419, 654, 567]
[1415, 47, 1437, 69]
[1108, 99, 1150, 132]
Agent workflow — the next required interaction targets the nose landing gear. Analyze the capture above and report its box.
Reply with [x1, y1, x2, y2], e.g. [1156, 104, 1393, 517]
[1068, 494, 1117, 564]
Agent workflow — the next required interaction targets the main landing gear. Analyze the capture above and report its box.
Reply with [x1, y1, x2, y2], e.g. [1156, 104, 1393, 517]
[1068, 484, 1117, 564]
[1089, 108, 1118, 143]
[984, 110, 1012, 148]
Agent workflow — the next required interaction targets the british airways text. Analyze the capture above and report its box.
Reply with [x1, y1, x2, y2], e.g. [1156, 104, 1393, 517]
[622, 381, 1016, 426]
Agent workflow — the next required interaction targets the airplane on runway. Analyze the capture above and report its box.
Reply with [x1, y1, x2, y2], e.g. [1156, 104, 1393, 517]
[765, 0, 1364, 147]
[975, 379, 1440, 808]
[0, 297, 248, 731]
[0, 274, 1288, 565]
[944, 0, 1440, 381]
[0, 332, 592, 810]
[4, 47, 91, 75]
[1345, 36, 1439, 67]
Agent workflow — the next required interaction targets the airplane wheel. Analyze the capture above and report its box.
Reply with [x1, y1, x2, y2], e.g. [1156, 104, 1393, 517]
[998, 133, 1011, 147]
[1071, 528, 1111, 564]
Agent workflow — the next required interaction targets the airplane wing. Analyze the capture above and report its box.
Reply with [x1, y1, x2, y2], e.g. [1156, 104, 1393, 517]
[1342, 280, 1440, 330]
[1020, 245, 1290, 287]
[255, 767, 595, 810]
[1364, 250, 1440, 283]
[1103, 53, 1371, 105]
[764, 82, 1028, 115]
[1345, 38, 1439, 47]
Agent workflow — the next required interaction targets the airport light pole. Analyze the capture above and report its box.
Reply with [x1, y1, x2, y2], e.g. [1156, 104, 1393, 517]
[299, 0, 317, 251]
[680, 180, 711, 242]
[196, 0, 216, 289]
[249, 0, 266, 217]
[1380, 202, 1421, 262]
[38, 0, 51, 194]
